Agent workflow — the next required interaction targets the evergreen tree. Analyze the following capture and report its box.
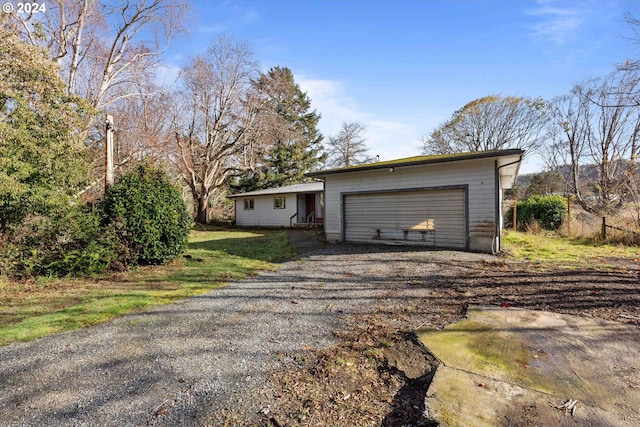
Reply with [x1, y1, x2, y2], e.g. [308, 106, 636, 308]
[245, 67, 325, 190]
[0, 18, 93, 234]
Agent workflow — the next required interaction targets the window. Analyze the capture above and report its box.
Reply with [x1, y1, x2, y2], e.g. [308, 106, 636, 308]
[274, 197, 286, 209]
[244, 198, 254, 210]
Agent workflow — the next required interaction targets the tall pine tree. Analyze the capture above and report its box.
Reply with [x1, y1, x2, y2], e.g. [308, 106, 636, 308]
[237, 67, 325, 191]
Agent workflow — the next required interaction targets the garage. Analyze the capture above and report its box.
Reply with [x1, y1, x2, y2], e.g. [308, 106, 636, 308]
[343, 188, 468, 248]
[307, 149, 524, 253]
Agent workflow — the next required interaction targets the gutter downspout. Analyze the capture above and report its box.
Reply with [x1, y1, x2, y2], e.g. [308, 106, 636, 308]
[494, 156, 523, 254]
[310, 177, 326, 238]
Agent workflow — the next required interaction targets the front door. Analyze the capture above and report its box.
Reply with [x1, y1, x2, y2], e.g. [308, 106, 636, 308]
[305, 193, 316, 223]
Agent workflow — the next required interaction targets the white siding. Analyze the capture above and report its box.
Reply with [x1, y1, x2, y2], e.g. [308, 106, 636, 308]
[323, 158, 497, 252]
[235, 193, 298, 227]
[344, 189, 466, 248]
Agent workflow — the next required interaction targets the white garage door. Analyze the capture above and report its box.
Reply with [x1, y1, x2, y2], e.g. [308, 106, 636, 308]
[343, 188, 467, 248]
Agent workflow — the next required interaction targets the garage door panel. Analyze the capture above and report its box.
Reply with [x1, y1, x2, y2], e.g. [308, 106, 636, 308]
[344, 189, 467, 248]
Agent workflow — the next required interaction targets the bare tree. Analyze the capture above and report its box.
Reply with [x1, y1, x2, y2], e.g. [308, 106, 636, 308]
[11, 0, 188, 197]
[620, 11, 640, 72]
[546, 69, 640, 214]
[619, 11, 640, 227]
[624, 164, 640, 228]
[587, 72, 639, 213]
[171, 37, 267, 223]
[111, 80, 175, 166]
[12, 0, 187, 110]
[544, 88, 592, 201]
[326, 122, 372, 167]
[421, 95, 549, 157]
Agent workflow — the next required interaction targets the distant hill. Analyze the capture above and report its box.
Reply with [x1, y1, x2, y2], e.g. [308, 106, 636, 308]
[516, 172, 534, 188]
[515, 161, 639, 196]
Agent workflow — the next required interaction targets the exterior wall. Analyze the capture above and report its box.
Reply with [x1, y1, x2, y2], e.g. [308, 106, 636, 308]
[323, 158, 498, 252]
[235, 193, 298, 227]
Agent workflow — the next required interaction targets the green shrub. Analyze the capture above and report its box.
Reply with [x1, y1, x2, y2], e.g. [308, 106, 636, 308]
[507, 195, 567, 231]
[101, 164, 191, 265]
[1, 205, 118, 278]
[42, 206, 121, 276]
[1, 164, 191, 278]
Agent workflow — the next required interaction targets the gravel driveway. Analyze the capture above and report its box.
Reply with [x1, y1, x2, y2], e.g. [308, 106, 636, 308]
[0, 244, 492, 426]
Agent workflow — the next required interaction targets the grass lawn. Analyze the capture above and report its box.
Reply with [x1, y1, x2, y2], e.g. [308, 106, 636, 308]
[502, 231, 640, 267]
[0, 228, 296, 346]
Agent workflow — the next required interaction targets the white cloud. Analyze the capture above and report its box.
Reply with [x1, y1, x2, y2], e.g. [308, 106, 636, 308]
[297, 77, 364, 129]
[298, 76, 422, 161]
[364, 120, 421, 161]
[527, 1, 584, 45]
[154, 63, 182, 89]
[195, 6, 259, 35]
[196, 24, 228, 34]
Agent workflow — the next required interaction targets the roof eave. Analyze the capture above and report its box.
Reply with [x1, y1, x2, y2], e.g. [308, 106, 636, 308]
[307, 149, 525, 178]
[497, 154, 524, 190]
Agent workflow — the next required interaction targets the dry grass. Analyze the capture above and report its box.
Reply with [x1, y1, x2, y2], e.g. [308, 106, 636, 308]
[502, 230, 640, 267]
[558, 205, 640, 242]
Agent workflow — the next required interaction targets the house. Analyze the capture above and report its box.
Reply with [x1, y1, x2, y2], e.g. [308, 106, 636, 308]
[307, 149, 524, 253]
[228, 182, 324, 227]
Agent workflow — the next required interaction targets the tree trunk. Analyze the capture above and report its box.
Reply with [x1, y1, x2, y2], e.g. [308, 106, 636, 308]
[196, 197, 208, 224]
[67, 0, 89, 95]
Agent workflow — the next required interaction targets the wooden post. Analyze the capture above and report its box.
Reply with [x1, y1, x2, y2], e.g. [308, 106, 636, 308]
[602, 216, 606, 240]
[105, 115, 114, 190]
[566, 194, 571, 235]
[513, 198, 517, 232]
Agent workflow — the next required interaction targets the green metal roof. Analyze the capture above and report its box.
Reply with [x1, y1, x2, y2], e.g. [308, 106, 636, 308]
[306, 149, 524, 177]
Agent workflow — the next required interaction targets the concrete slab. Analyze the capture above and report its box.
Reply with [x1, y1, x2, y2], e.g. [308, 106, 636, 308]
[418, 306, 640, 426]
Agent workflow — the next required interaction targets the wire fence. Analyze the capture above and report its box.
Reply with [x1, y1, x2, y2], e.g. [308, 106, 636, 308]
[601, 217, 640, 239]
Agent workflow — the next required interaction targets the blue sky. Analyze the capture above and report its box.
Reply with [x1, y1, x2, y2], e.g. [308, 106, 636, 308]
[160, 0, 639, 173]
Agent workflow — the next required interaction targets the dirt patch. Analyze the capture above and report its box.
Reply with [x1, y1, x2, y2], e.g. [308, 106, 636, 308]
[261, 257, 640, 426]
[498, 396, 602, 427]
[500, 398, 567, 427]
[383, 335, 438, 380]
[262, 331, 439, 427]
